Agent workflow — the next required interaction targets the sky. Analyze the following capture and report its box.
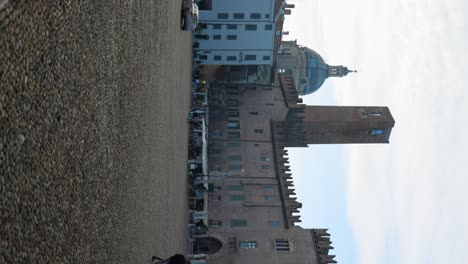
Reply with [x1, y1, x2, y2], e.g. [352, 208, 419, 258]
[283, 0, 468, 263]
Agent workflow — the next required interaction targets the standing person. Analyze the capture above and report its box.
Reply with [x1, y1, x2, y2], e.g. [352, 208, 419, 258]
[151, 254, 188, 264]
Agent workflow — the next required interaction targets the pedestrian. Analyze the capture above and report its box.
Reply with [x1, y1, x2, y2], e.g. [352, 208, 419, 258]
[151, 254, 188, 264]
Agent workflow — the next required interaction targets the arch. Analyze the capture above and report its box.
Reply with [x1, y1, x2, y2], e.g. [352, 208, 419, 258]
[193, 237, 223, 255]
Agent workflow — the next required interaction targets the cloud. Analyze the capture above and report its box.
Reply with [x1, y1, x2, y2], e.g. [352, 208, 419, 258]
[318, 0, 468, 263]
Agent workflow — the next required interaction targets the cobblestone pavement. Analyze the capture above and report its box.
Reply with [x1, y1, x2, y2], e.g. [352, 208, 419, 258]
[0, 1, 192, 263]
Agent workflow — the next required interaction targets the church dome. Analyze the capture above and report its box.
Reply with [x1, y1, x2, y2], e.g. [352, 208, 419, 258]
[302, 48, 329, 95]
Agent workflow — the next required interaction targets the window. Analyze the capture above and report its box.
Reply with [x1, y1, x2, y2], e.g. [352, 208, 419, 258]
[265, 14, 270, 19]
[262, 165, 271, 169]
[227, 99, 239, 106]
[245, 25, 257, 30]
[199, 55, 208, 60]
[369, 112, 382, 116]
[249, 112, 258, 115]
[254, 143, 260, 147]
[213, 35, 221, 40]
[250, 13, 261, 19]
[209, 220, 222, 227]
[265, 24, 273, 30]
[231, 220, 248, 227]
[227, 120, 240, 129]
[227, 35, 237, 40]
[227, 142, 241, 148]
[194, 34, 208, 39]
[229, 164, 243, 171]
[370, 129, 384, 135]
[228, 132, 240, 139]
[269, 221, 281, 227]
[245, 55, 256, 61]
[228, 155, 242, 161]
[263, 55, 271, 61]
[212, 24, 222, 29]
[229, 185, 244, 191]
[264, 195, 276, 201]
[227, 111, 239, 117]
[254, 129, 263, 134]
[274, 239, 290, 251]
[239, 241, 257, 248]
[230, 195, 245, 201]
[227, 56, 237, 61]
[263, 185, 273, 190]
[234, 13, 244, 19]
[218, 13, 228, 19]
[227, 24, 238, 30]
[261, 157, 270, 161]
[214, 55, 222, 61]
[209, 195, 221, 201]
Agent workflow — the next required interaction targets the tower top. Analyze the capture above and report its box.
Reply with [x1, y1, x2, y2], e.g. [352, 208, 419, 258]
[327, 65, 356, 78]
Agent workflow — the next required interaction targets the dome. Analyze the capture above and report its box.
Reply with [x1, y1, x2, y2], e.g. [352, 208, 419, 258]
[302, 48, 329, 95]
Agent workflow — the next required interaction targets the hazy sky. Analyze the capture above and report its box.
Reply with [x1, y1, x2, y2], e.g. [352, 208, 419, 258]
[284, 0, 468, 263]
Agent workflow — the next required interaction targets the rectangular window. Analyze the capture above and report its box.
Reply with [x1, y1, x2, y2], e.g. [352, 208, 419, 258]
[263, 185, 273, 190]
[227, 56, 237, 61]
[265, 195, 276, 201]
[218, 13, 228, 19]
[370, 129, 384, 135]
[214, 55, 222, 61]
[230, 195, 245, 201]
[265, 14, 270, 19]
[245, 25, 257, 30]
[227, 99, 239, 106]
[227, 120, 240, 129]
[227, 142, 241, 148]
[254, 129, 263, 134]
[261, 157, 270, 161]
[228, 132, 240, 139]
[250, 13, 261, 19]
[227, 35, 237, 40]
[199, 55, 208, 60]
[262, 165, 271, 169]
[228, 155, 242, 161]
[212, 24, 222, 29]
[245, 55, 256, 61]
[265, 24, 273, 30]
[213, 35, 221, 40]
[269, 221, 281, 227]
[229, 185, 244, 191]
[249, 112, 258, 115]
[209, 195, 221, 201]
[200, 24, 208, 29]
[231, 220, 248, 227]
[229, 164, 243, 171]
[263, 56, 271, 61]
[209, 220, 222, 227]
[227, 111, 239, 117]
[239, 241, 257, 249]
[234, 13, 244, 19]
[227, 24, 238, 30]
[274, 239, 290, 251]
[370, 112, 382, 116]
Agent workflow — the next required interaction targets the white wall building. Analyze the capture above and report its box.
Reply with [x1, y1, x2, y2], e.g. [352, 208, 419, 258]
[197, 0, 292, 66]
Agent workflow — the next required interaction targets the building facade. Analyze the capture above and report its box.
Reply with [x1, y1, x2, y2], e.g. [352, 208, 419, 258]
[199, 75, 395, 263]
[196, 0, 294, 84]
